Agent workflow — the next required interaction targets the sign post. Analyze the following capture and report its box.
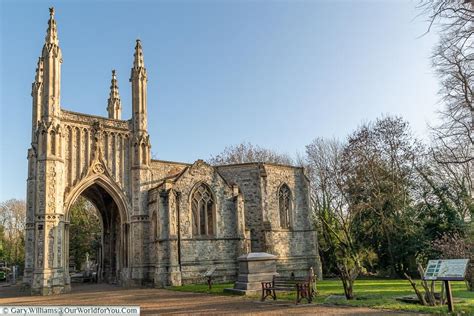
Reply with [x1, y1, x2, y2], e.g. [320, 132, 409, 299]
[444, 280, 454, 312]
[423, 259, 469, 312]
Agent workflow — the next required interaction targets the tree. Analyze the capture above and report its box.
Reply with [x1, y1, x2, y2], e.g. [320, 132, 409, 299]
[0, 199, 26, 267]
[415, 149, 471, 245]
[421, 1, 473, 45]
[431, 41, 473, 165]
[420, 0, 474, 290]
[306, 138, 370, 299]
[420, 0, 473, 216]
[0, 225, 5, 260]
[69, 197, 101, 271]
[208, 142, 293, 165]
[431, 233, 473, 290]
[341, 116, 422, 277]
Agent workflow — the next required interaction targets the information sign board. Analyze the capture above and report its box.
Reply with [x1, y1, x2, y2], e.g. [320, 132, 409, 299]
[424, 259, 469, 281]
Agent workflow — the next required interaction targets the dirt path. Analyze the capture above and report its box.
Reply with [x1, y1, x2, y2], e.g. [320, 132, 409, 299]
[0, 283, 418, 315]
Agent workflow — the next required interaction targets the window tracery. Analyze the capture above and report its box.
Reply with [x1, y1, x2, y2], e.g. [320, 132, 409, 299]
[191, 183, 215, 236]
[279, 184, 291, 229]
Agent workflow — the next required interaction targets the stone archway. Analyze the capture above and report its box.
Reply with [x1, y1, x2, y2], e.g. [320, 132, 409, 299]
[24, 8, 153, 296]
[64, 176, 130, 286]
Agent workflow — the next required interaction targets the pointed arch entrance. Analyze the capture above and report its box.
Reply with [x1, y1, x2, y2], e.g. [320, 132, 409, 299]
[25, 8, 154, 295]
[64, 175, 130, 285]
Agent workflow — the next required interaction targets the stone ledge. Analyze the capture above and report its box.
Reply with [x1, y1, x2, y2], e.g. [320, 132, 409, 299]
[238, 252, 277, 262]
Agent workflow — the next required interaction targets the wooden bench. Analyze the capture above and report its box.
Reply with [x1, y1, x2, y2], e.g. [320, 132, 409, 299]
[261, 270, 316, 304]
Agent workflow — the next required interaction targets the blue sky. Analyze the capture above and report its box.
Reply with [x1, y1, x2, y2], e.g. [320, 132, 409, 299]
[0, 0, 440, 201]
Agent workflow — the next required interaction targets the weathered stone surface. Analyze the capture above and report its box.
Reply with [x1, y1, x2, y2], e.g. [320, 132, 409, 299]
[226, 252, 277, 294]
[25, 8, 321, 296]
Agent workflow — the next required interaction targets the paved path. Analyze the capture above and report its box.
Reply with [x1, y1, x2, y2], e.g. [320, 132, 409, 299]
[0, 283, 418, 315]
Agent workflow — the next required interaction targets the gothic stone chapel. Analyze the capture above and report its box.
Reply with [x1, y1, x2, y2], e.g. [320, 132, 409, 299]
[24, 8, 321, 295]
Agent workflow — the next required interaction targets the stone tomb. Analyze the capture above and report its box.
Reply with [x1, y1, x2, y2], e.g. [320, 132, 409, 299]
[225, 252, 277, 295]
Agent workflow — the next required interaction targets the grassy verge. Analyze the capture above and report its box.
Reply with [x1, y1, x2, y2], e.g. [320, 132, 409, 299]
[168, 279, 474, 314]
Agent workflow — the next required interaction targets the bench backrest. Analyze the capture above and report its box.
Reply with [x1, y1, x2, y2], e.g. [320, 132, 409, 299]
[272, 275, 307, 285]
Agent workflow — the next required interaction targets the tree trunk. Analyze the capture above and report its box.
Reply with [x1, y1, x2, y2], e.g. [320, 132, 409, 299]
[384, 223, 396, 277]
[418, 264, 436, 306]
[404, 272, 427, 306]
[339, 263, 356, 300]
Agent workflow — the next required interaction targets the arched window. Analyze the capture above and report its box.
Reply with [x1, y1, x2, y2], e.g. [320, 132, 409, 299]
[191, 183, 215, 236]
[151, 211, 158, 240]
[279, 184, 291, 229]
[141, 143, 147, 164]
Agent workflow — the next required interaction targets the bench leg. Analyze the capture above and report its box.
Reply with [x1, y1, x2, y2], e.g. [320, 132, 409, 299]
[304, 285, 312, 303]
[261, 285, 273, 302]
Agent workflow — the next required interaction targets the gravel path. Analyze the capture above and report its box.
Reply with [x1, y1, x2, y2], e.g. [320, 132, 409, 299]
[0, 283, 420, 315]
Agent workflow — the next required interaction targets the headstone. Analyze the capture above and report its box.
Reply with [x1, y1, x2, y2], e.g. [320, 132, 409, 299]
[224, 252, 277, 295]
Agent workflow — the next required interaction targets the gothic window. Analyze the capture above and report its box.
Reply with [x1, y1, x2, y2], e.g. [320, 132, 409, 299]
[279, 184, 291, 229]
[141, 143, 147, 164]
[191, 183, 215, 236]
[151, 211, 158, 240]
[50, 130, 56, 156]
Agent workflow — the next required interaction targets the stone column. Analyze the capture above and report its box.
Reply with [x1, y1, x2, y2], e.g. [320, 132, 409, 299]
[234, 185, 250, 255]
[166, 188, 182, 286]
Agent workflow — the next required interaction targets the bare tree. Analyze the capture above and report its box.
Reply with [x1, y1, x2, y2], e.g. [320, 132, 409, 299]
[306, 138, 365, 299]
[208, 142, 293, 165]
[417, 146, 472, 222]
[431, 40, 473, 164]
[432, 233, 473, 290]
[0, 199, 26, 266]
[419, 1, 474, 289]
[420, 1, 474, 52]
[420, 0, 473, 162]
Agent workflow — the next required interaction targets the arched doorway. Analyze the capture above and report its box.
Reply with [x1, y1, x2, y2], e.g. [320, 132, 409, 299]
[64, 177, 130, 287]
[68, 197, 102, 282]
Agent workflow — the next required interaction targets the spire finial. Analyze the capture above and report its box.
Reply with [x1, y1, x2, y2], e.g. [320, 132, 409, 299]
[110, 69, 120, 98]
[107, 69, 122, 120]
[133, 39, 145, 68]
[45, 7, 59, 46]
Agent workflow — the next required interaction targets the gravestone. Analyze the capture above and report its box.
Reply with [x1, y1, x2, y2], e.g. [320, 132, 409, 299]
[224, 252, 277, 295]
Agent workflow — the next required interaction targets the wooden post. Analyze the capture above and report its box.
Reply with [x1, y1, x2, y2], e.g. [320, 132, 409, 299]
[207, 276, 212, 290]
[444, 280, 454, 313]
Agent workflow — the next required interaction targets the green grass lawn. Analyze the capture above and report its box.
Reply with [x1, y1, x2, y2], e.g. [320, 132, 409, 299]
[168, 279, 474, 314]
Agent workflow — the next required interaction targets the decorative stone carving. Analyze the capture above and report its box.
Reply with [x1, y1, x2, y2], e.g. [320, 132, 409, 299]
[26, 8, 320, 296]
[92, 162, 105, 174]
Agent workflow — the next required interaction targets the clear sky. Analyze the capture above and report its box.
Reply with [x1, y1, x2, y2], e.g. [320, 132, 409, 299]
[0, 0, 440, 201]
